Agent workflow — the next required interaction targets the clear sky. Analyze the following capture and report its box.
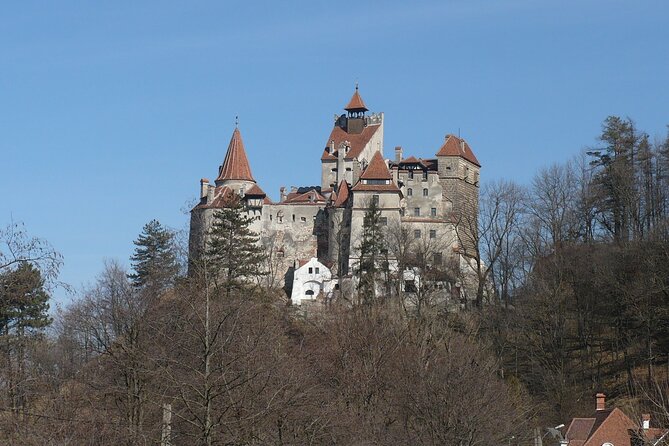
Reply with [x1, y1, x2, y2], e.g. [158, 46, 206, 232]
[2, 0, 668, 304]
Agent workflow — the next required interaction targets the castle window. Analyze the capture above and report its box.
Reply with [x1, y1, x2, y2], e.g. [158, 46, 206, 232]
[308, 267, 313, 274]
[380, 217, 388, 226]
[422, 171, 428, 181]
[422, 188, 428, 196]
[430, 229, 436, 239]
[414, 229, 421, 239]
[301, 216, 306, 222]
[372, 195, 379, 206]
[270, 214, 273, 221]
[414, 207, 420, 217]
[315, 267, 320, 274]
[292, 214, 296, 222]
[408, 171, 414, 180]
[431, 207, 437, 217]
[407, 188, 413, 196]
[346, 167, 352, 171]
[277, 249, 284, 258]
[331, 168, 337, 172]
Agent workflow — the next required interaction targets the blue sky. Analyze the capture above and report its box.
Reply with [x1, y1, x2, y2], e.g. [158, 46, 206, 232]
[2, 0, 668, 304]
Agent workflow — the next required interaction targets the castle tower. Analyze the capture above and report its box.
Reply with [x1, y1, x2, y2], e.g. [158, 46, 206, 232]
[189, 126, 266, 268]
[348, 150, 402, 269]
[320, 87, 384, 193]
[436, 134, 480, 249]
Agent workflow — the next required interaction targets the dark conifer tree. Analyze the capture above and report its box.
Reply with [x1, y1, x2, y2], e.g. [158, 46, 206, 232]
[206, 195, 265, 295]
[0, 262, 51, 413]
[128, 219, 179, 292]
[356, 199, 386, 303]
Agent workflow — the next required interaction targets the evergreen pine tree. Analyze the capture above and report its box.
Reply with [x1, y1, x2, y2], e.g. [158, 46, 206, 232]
[356, 199, 386, 303]
[206, 195, 265, 295]
[128, 219, 179, 292]
[0, 262, 51, 413]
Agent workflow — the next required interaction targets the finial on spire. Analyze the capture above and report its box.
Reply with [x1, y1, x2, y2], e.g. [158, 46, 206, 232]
[235, 115, 239, 128]
[355, 80, 359, 91]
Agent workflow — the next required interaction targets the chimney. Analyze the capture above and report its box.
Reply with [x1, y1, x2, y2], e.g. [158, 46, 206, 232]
[200, 178, 210, 199]
[279, 186, 286, 203]
[330, 140, 335, 154]
[395, 146, 403, 163]
[642, 413, 650, 430]
[460, 139, 466, 154]
[596, 393, 606, 411]
[207, 185, 214, 203]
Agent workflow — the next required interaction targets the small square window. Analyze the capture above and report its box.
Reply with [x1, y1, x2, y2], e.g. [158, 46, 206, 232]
[414, 229, 421, 239]
[431, 208, 437, 217]
[414, 208, 420, 217]
[430, 230, 436, 239]
[315, 267, 320, 274]
[308, 267, 313, 274]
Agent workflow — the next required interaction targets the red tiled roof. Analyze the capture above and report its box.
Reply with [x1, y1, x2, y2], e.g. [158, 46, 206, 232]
[360, 151, 392, 180]
[321, 124, 381, 161]
[283, 189, 326, 204]
[402, 156, 421, 163]
[436, 134, 481, 167]
[344, 88, 368, 112]
[566, 418, 596, 442]
[334, 180, 350, 207]
[244, 184, 266, 196]
[216, 128, 255, 182]
[193, 186, 238, 210]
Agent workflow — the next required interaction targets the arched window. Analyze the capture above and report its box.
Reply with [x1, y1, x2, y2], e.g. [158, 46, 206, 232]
[305, 290, 315, 296]
[407, 188, 413, 196]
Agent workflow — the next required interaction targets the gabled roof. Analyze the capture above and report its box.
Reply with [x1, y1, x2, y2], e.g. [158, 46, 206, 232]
[244, 184, 266, 196]
[344, 87, 368, 112]
[360, 151, 392, 180]
[321, 124, 382, 161]
[216, 128, 255, 182]
[436, 134, 481, 167]
[334, 180, 350, 207]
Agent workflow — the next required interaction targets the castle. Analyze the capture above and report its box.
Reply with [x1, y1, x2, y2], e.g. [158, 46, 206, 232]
[189, 87, 481, 304]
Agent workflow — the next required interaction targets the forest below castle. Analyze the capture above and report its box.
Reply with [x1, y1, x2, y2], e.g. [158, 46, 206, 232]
[1, 115, 669, 445]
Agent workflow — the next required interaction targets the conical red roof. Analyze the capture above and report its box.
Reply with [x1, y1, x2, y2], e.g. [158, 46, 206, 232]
[360, 151, 392, 180]
[216, 128, 255, 182]
[344, 87, 368, 112]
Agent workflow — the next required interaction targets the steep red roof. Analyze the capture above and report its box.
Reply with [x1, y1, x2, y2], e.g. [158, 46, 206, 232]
[283, 189, 326, 204]
[436, 134, 481, 167]
[360, 151, 392, 180]
[193, 186, 238, 210]
[334, 180, 350, 207]
[321, 124, 381, 161]
[244, 184, 266, 196]
[344, 88, 368, 112]
[216, 128, 255, 182]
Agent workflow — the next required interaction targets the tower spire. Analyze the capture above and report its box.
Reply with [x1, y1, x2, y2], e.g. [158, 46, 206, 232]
[216, 127, 255, 184]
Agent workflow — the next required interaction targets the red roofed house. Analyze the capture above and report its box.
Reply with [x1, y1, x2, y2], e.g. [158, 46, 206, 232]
[561, 394, 668, 446]
[189, 87, 482, 301]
